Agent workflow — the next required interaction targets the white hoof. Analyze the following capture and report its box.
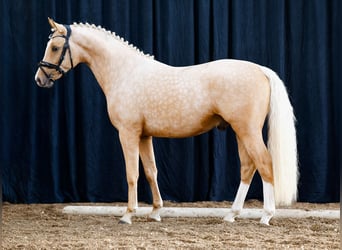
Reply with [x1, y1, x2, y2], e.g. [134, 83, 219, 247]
[223, 210, 240, 223]
[260, 211, 274, 225]
[148, 207, 162, 222]
[119, 213, 133, 224]
[148, 213, 161, 222]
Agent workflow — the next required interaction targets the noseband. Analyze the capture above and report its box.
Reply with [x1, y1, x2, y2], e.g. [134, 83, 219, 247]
[38, 25, 73, 81]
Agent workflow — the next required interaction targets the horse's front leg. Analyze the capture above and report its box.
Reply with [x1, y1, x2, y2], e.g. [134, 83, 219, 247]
[118, 129, 140, 224]
[139, 136, 163, 222]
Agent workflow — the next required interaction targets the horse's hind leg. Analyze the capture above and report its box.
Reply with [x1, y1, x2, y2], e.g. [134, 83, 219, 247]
[238, 131, 275, 225]
[224, 138, 256, 222]
[139, 136, 163, 222]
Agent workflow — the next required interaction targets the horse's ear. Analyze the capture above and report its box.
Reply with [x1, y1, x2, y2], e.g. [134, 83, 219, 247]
[48, 17, 64, 33]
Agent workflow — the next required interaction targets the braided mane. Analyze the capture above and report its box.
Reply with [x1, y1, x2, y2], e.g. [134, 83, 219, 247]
[72, 22, 154, 59]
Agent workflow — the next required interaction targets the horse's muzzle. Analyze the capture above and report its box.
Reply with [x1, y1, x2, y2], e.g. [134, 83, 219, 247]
[35, 75, 54, 88]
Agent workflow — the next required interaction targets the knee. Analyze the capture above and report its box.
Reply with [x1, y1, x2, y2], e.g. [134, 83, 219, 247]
[144, 168, 157, 182]
[127, 174, 139, 186]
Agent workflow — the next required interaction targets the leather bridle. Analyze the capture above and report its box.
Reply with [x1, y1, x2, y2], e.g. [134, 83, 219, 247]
[38, 25, 73, 82]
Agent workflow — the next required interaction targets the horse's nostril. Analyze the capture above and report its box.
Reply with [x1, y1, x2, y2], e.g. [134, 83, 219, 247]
[36, 77, 43, 86]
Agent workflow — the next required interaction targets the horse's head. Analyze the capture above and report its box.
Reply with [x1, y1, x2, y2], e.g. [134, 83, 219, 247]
[35, 18, 74, 88]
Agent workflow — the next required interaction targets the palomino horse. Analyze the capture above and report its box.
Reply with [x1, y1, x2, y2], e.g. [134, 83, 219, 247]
[35, 18, 298, 225]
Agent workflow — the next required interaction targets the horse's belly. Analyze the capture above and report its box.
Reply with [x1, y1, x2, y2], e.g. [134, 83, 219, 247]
[142, 113, 222, 138]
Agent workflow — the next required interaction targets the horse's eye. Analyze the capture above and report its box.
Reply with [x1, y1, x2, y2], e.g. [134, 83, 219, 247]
[52, 46, 59, 52]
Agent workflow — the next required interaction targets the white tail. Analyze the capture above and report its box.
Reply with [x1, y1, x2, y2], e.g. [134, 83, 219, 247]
[260, 66, 298, 206]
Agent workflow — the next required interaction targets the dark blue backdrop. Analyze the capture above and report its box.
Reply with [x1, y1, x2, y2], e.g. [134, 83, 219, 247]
[1, 0, 340, 204]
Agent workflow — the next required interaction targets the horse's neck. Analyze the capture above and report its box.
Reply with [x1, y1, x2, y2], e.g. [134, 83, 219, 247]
[72, 26, 146, 95]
